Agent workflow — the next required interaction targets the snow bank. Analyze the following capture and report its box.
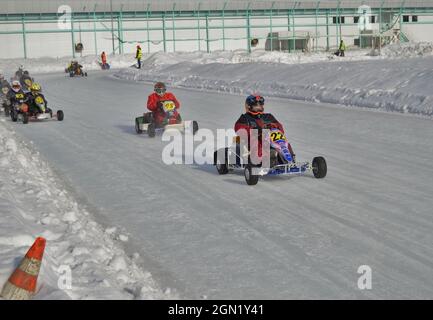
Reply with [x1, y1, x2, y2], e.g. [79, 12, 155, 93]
[113, 48, 433, 117]
[0, 49, 376, 77]
[0, 120, 176, 300]
[0, 54, 136, 76]
[380, 41, 433, 58]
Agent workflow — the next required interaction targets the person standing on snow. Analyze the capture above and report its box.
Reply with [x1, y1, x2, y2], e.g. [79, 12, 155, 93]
[337, 39, 346, 57]
[145, 82, 181, 127]
[135, 45, 142, 69]
[101, 51, 108, 69]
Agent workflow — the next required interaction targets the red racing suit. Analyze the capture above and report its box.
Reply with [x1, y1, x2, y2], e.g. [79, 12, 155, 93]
[234, 111, 294, 159]
[146, 92, 180, 126]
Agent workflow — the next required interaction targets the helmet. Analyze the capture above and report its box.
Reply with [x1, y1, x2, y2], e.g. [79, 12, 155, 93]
[246, 95, 265, 107]
[23, 70, 29, 76]
[245, 95, 265, 113]
[137, 44, 141, 48]
[11, 80, 21, 93]
[154, 82, 166, 96]
[30, 83, 41, 92]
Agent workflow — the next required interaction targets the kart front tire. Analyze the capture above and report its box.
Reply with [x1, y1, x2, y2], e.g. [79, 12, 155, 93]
[148, 123, 156, 138]
[312, 156, 327, 179]
[244, 165, 259, 186]
[135, 118, 143, 134]
[57, 110, 64, 121]
[215, 149, 229, 175]
[22, 113, 29, 124]
[11, 110, 18, 122]
[192, 121, 199, 135]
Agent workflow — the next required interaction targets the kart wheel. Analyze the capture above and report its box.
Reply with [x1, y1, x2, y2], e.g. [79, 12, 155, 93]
[148, 123, 156, 138]
[244, 165, 259, 186]
[215, 149, 229, 175]
[11, 110, 18, 122]
[135, 118, 143, 134]
[69, 72, 74, 77]
[312, 156, 327, 179]
[22, 113, 29, 124]
[57, 110, 64, 121]
[192, 121, 199, 135]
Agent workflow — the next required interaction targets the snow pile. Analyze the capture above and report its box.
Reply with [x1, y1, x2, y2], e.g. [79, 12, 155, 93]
[380, 42, 433, 58]
[0, 54, 137, 75]
[114, 50, 433, 117]
[0, 49, 377, 77]
[0, 120, 176, 299]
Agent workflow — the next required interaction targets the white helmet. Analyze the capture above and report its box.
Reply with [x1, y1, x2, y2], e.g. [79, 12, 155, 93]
[11, 80, 21, 93]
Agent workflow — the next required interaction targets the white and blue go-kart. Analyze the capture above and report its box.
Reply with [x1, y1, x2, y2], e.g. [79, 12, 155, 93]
[214, 128, 327, 185]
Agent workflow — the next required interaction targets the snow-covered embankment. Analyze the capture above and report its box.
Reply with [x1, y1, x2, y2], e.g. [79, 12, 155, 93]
[0, 120, 175, 299]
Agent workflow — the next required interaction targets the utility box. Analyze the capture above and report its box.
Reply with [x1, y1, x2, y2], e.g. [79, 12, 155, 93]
[265, 31, 312, 52]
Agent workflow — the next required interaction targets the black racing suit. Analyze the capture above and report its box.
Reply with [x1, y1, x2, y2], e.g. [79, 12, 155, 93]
[26, 92, 48, 114]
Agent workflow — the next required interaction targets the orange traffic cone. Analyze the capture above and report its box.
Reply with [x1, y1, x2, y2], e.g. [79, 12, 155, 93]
[1, 237, 46, 300]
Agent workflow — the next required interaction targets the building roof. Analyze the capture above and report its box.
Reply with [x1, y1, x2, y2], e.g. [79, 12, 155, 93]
[2, 0, 433, 15]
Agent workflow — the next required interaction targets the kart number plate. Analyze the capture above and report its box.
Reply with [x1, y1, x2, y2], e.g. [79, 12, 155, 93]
[270, 131, 286, 142]
[35, 96, 44, 104]
[162, 101, 175, 112]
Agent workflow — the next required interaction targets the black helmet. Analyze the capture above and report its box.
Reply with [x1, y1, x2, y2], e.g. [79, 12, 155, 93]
[154, 82, 166, 96]
[246, 95, 265, 107]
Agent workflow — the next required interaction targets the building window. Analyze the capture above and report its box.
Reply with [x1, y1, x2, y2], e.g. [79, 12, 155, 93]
[412, 15, 418, 22]
[354, 16, 359, 23]
[403, 15, 410, 22]
[333, 16, 345, 24]
[370, 16, 376, 23]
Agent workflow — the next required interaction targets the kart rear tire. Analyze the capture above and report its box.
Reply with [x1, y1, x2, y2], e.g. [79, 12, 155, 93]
[57, 110, 64, 121]
[11, 110, 18, 122]
[22, 113, 29, 124]
[135, 118, 143, 134]
[215, 148, 229, 175]
[192, 121, 199, 135]
[312, 156, 327, 179]
[148, 123, 156, 138]
[244, 165, 259, 186]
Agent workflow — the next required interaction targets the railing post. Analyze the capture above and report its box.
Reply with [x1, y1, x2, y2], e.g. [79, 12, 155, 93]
[246, 3, 251, 53]
[172, 3, 176, 52]
[71, 14, 75, 58]
[326, 10, 330, 51]
[205, 14, 210, 53]
[146, 4, 150, 53]
[270, 1, 275, 51]
[222, 2, 227, 51]
[93, 4, 98, 55]
[22, 16, 27, 59]
[197, 3, 201, 51]
[163, 13, 167, 53]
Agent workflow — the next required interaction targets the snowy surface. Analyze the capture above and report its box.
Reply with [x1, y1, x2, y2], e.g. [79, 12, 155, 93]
[0, 121, 176, 299]
[1, 44, 433, 299]
[0, 69, 431, 299]
[113, 46, 433, 117]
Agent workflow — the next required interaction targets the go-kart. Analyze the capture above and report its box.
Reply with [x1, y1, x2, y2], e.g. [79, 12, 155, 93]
[66, 64, 87, 77]
[214, 128, 327, 185]
[11, 95, 64, 124]
[135, 100, 198, 137]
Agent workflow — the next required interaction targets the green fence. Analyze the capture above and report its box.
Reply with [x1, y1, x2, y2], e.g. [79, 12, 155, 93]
[1, 1, 433, 59]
